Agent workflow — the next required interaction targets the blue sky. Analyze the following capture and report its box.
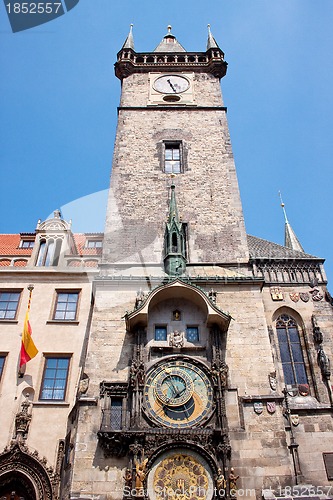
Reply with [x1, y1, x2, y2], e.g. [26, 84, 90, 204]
[1, 1, 332, 283]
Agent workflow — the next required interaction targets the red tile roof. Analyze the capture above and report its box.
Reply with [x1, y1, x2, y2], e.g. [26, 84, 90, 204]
[0, 234, 34, 256]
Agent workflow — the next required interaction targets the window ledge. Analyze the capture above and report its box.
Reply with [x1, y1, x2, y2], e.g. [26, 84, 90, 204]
[33, 401, 70, 407]
[46, 320, 79, 325]
[78, 396, 98, 406]
[0, 320, 18, 324]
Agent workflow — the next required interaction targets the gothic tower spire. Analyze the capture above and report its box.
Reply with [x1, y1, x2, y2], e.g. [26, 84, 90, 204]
[207, 24, 219, 50]
[279, 192, 304, 252]
[121, 23, 135, 50]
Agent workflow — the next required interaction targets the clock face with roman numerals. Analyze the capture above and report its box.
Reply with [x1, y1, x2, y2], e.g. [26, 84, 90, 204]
[143, 359, 214, 428]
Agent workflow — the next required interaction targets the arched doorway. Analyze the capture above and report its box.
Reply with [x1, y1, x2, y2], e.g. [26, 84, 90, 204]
[0, 443, 54, 500]
[0, 471, 36, 500]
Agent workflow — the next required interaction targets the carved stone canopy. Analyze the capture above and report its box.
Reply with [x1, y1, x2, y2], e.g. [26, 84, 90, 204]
[126, 279, 231, 331]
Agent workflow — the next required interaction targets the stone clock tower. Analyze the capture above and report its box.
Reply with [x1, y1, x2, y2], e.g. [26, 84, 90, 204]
[65, 26, 333, 500]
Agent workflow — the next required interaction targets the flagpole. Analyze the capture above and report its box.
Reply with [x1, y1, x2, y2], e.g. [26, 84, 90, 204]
[27, 284, 33, 312]
[18, 284, 38, 376]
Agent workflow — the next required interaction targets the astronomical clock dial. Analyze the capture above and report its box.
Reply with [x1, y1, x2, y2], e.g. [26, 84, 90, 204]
[147, 450, 214, 500]
[153, 74, 190, 94]
[144, 360, 213, 428]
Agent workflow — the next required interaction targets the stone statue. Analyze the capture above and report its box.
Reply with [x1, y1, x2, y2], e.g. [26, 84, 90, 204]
[135, 289, 145, 309]
[135, 457, 148, 496]
[124, 468, 132, 487]
[129, 360, 138, 387]
[211, 361, 229, 388]
[209, 288, 217, 304]
[318, 346, 331, 379]
[312, 315, 323, 344]
[229, 467, 239, 497]
[137, 361, 145, 386]
[169, 330, 185, 348]
[215, 468, 226, 491]
[79, 374, 89, 394]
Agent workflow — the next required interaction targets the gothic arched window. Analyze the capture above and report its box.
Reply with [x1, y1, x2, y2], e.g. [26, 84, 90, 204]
[276, 314, 308, 386]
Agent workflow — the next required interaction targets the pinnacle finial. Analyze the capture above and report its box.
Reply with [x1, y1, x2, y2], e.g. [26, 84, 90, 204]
[279, 191, 304, 252]
[167, 25, 172, 33]
[207, 23, 219, 50]
[278, 191, 289, 223]
[122, 24, 135, 50]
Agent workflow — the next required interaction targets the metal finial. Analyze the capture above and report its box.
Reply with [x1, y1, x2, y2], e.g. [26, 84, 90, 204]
[208, 24, 211, 32]
[278, 191, 289, 223]
[167, 25, 172, 33]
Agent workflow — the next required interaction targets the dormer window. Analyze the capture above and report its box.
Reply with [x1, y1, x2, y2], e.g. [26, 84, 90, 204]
[86, 240, 103, 249]
[20, 240, 34, 249]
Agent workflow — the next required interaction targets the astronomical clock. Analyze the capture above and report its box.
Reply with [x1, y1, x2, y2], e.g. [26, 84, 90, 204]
[143, 359, 214, 428]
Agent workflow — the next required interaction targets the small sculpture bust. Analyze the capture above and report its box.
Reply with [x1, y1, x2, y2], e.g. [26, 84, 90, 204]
[268, 372, 277, 391]
[173, 309, 181, 321]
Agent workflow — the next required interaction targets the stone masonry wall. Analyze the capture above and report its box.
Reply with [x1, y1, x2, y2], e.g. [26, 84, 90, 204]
[103, 72, 248, 266]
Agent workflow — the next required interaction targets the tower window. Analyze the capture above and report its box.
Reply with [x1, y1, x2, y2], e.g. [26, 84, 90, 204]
[53, 291, 79, 321]
[164, 143, 181, 174]
[276, 314, 308, 386]
[155, 325, 167, 341]
[186, 326, 199, 342]
[0, 291, 21, 320]
[110, 398, 123, 430]
[40, 356, 70, 400]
